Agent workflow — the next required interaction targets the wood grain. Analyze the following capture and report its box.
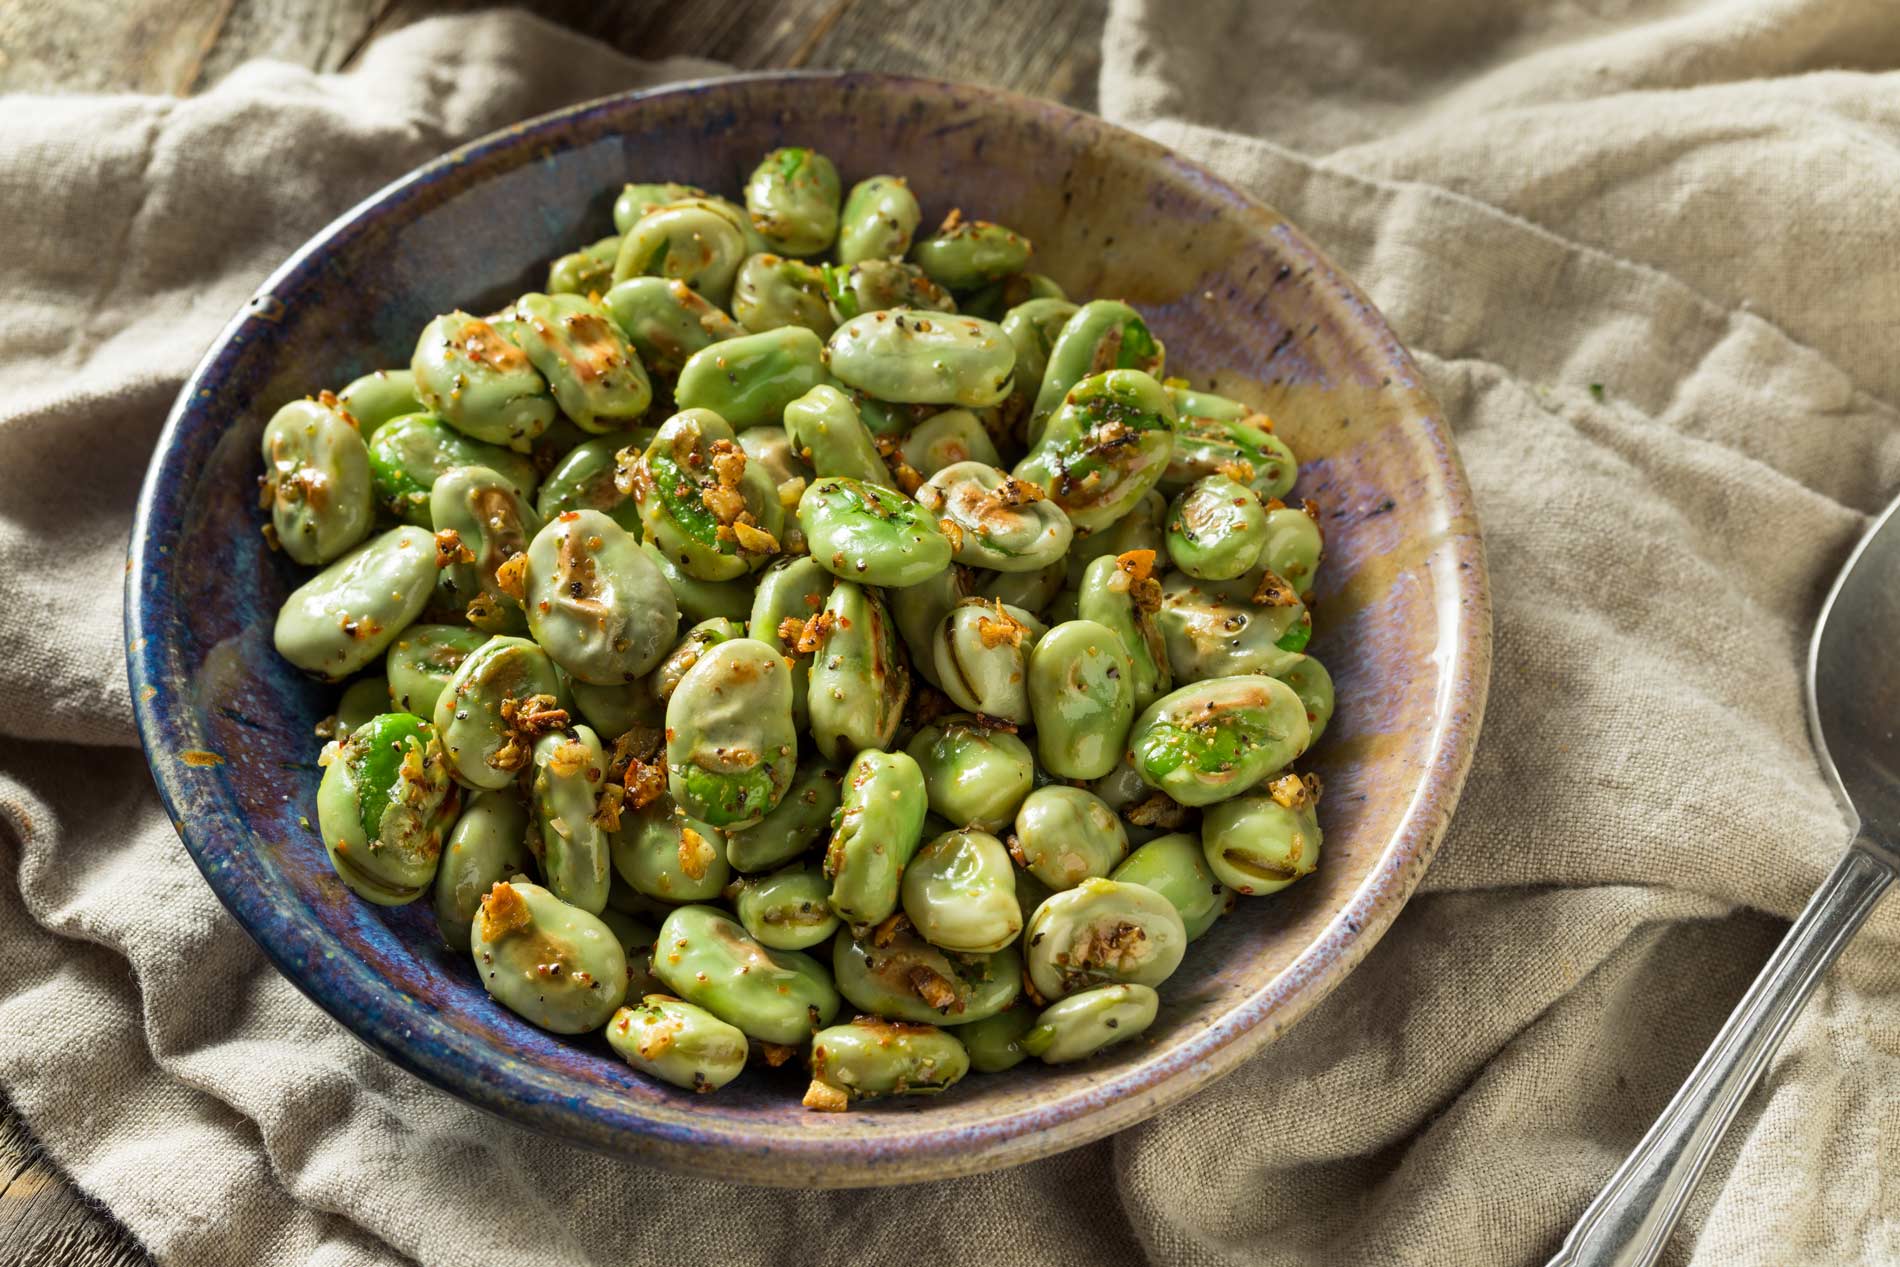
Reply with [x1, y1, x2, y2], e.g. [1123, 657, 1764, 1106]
[1, 1100, 146, 1267]
[0, 0, 234, 94]
[0, 1, 1105, 1261]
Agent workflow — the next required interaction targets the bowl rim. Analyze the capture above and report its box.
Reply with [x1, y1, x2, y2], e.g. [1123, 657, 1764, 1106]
[126, 68, 1492, 1186]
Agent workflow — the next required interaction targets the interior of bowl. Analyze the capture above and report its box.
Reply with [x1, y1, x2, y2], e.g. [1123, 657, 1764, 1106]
[126, 72, 1490, 1186]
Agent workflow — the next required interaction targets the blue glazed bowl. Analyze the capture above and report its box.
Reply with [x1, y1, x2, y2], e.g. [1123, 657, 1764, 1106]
[126, 72, 1490, 1186]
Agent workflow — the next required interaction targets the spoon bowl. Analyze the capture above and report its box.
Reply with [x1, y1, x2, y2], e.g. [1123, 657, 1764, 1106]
[1809, 495, 1900, 845]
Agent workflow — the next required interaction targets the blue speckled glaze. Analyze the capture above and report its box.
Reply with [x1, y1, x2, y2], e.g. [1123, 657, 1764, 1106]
[126, 72, 1491, 1186]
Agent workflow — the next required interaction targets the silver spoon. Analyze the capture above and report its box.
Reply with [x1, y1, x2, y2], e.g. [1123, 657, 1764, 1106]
[1547, 493, 1900, 1266]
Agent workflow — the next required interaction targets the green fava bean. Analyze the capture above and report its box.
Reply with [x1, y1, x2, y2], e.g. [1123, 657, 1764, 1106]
[387, 623, 488, 717]
[606, 995, 749, 1093]
[1111, 831, 1229, 939]
[744, 147, 841, 256]
[971, 561, 1066, 615]
[509, 293, 653, 432]
[726, 759, 843, 873]
[523, 509, 679, 683]
[1165, 384, 1251, 422]
[807, 581, 910, 760]
[612, 199, 750, 304]
[639, 540, 755, 623]
[1089, 758, 1172, 847]
[836, 175, 922, 267]
[1076, 552, 1171, 711]
[847, 391, 934, 438]
[1162, 414, 1299, 503]
[905, 714, 1035, 832]
[901, 828, 1022, 954]
[472, 880, 628, 1033]
[430, 465, 542, 631]
[1029, 301, 1166, 441]
[733, 861, 840, 951]
[610, 795, 732, 902]
[568, 674, 663, 739]
[917, 461, 1073, 572]
[798, 476, 951, 587]
[827, 310, 1015, 408]
[334, 676, 392, 737]
[1065, 488, 1167, 587]
[732, 253, 835, 337]
[805, 1017, 969, 1109]
[1157, 569, 1309, 683]
[1274, 653, 1335, 745]
[412, 312, 555, 451]
[664, 637, 796, 826]
[547, 234, 620, 297]
[364, 413, 538, 527]
[1261, 504, 1324, 598]
[336, 369, 424, 439]
[432, 635, 563, 790]
[649, 617, 745, 704]
[1016, 369, 1178, 535]
[1012, 785, 1129, 890]
[1021, 983, 1158, 1064]
[317, 712, 458, 905]
[529, 726, 612, 914]
[783, 384, 891, 489]
[933, 601, 1033, 724]
[824, 748, 928, 926]
[823, 259, 956, 321]
[528, 415, 592, 469]
[597, 907, 664, 997]
[748, 553, 832, 727]
[652, 905, 839, 1045]
[832, 925, 1022, 1024]
[889, 563, 969, 687]
[1025, 619, 1136, 781]
[1023, 878, 1186, 1000]
[958, 1001, 1037, 1073]
[900, 408, 1002, 479]
[1166, 474, 1268, 581]
[633, 409, 788, 581]
[602, 277, 742, 379]
[431, 788, 533, 950]
[999, 297, 1077, 431]
[535, 433, 647, 533]
[1201, 779, 1323, 895]
[737, 424, 813, 495]
[613, 182, 713, 233]
[260, 397, 374, 565]
[673, 326, 829, 429]
[911, 214, 1032, 291]
[1127, 675, 1311, 807]
[274, 526, 436, 680]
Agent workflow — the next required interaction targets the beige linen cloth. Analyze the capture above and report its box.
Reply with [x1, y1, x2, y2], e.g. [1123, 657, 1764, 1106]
[2, 2, 1898, 1263]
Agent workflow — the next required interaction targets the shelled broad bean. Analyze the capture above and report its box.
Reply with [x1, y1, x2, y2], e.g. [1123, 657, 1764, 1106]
[269, 146, 1335, 1112]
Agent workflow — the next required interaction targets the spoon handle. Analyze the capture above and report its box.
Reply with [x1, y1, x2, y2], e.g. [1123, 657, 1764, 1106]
[1547, 842, 1893, 1267]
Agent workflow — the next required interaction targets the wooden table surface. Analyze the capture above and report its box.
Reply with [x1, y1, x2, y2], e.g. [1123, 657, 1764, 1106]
[0, 2, 1104, 1263]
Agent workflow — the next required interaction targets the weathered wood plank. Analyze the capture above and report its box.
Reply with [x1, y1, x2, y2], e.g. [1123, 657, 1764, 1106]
[187, 0, 385, 90]
[0, 1100, 147, 1267]
[801, 0, 1105, 111]
[346, 0, 1103, 109]
[0, 0, 235, 95]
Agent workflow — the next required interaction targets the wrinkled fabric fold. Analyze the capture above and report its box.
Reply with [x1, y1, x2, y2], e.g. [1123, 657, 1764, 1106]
[2, 3, 1897, 1265]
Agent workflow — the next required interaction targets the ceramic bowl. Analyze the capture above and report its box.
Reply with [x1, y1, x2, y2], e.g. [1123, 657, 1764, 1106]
[126, 72, 1490, 1185]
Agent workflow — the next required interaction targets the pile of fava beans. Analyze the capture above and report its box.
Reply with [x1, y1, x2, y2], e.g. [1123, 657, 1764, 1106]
[263, 146, 1332, 1109]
